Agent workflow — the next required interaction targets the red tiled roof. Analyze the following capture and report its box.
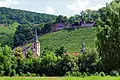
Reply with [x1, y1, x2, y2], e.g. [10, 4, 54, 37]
[66, 52, 81, 57]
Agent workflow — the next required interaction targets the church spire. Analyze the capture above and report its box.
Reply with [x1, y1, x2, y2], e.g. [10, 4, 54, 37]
[80, 39, 85, 53]
[35, 28, 39, 42]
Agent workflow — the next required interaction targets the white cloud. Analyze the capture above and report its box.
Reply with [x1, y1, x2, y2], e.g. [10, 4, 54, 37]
[45, 6, 56, 15]
[67, 0, 90, 12]
[0, 0, 20, 7]
[91, 4, 103, 10]
[66, 0, 113, 12]
[91, 0, 113, 10]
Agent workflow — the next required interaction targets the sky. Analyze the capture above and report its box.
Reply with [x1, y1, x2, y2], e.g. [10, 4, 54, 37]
[0, 0, 113, 17]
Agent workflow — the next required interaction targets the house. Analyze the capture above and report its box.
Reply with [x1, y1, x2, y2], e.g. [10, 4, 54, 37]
[80, 20, 95, 28]
[51, 20, 95, 32]
[51, 23, 65, 32]
[51, 23, 71, 32]
[80, 23, 94, 28]
[66, 52, 81, 57]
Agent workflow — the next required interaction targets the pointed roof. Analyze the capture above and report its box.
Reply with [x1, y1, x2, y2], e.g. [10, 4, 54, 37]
[35, 28, 39, 42]
[80, 40, 85, 53]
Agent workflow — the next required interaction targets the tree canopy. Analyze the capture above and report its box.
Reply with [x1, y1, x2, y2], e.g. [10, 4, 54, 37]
[97, 0, 120, 72]
[0, 7, 57, 24]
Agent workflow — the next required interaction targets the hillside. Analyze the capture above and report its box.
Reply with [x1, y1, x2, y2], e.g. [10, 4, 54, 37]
[0, 22, 19, 34]
[0, 22, 19, 47]
[39, 27, 96, 52]
[0, 7, 57, 24]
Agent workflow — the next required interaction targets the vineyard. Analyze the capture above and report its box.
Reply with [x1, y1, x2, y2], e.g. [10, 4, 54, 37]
[0, 22, 19, 34]
[39, 27, 96, 52]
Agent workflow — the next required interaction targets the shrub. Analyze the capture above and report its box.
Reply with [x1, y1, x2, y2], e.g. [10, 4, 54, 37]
[65, 71, 71, 76]
[26, 72, 31, 76]
[0, 71, 5, 76]
[94, 72, 99, 76]
[10, 70, 16, 77]
[30, 73, 37, 77]
[56, 54, 78, 76]
[83, 72, 88, 77]
[42, 73, 46, 77]
[99, 72, 105, 77]
[71, 71, 82, 77]
[110, 70, 119, 76]
[78, 50, 101, 74]
[19, 72, 25, 76]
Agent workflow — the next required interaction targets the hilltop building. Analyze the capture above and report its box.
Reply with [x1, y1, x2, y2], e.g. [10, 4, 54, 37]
[51, 20, 95, 32]
[51, 22, 71, 32]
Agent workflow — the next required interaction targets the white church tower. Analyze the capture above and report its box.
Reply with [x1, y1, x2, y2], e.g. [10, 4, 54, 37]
[32, 29, 40, 57]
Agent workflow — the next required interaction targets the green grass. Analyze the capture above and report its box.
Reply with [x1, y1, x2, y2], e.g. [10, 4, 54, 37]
[0, 22, 19, 34]
[0, 76, 120, 80]
[0, 26, 14, 34]
[39, 27, 97, 52]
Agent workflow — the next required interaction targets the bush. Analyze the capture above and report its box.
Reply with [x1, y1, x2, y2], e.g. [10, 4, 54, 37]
[30, 73, 37, 77]
[10, 70, 16, 77]
[83, 72, 88, 77]
[94, 72, 99, 76]
[71, 71, 82, 77]
[42, 73, 46, 77]
[56, 54, 78, 76]
[65, 71, 71, 76]
[65, 71, 82, 77]
[99, 72, 105, 77]
[110, 70, 119, 76]
[19, 72, 25, 76]
[26, 72, 31, 76]
[0, 71, 5, 76]
[78, 50, 102, 74]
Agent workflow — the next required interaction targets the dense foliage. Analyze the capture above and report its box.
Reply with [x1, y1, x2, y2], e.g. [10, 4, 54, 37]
[0, 22, 19, 47]
[13, 24, 34, 47]
[97, 0, 120, 72]
[0, 7, 57, 24]
[0, 44, 101, 76]
[0, 33, 13, 47]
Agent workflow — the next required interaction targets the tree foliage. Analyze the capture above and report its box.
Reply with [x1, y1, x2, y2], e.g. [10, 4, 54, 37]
[97, 1, 120, 72]
[0, 7, 57, 24]
[13, 24, 34, 47]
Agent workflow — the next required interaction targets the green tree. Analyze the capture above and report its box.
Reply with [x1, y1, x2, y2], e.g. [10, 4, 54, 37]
[97, 1, 120, 72]
[0, 44, 15, 76]
[55, 46, 67, 57]
[14, 47, 24, 60]
[40, 51, 58, 76]
[56, 15, 67, 23]
[78, 50, 101, 74]
[0, 33, 13, 48]
[41, 22, 53, 34]
[56, 54, 78, 76]
[13, 24, 34, 47]
[26, 50, 33, 58]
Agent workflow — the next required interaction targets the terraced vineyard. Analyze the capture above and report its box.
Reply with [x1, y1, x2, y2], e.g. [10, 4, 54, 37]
[39, 27, 97, 52]
[0, 22, 19, 34]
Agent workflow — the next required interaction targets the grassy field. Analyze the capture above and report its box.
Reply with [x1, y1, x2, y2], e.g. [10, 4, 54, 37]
[0, 76, 120, 80]
[0, 22, 19, 34]
[39, 27, 97, 52]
